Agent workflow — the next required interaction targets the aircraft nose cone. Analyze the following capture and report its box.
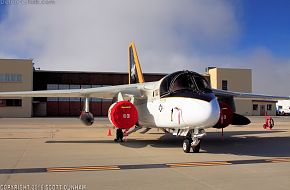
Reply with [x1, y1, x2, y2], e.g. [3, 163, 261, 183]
[182, 98, 220, 128]
[205, 99, 221, 126]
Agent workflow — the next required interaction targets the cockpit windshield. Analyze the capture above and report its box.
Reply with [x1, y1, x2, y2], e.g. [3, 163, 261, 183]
[194, 75, 211, 91]
[170, 73, 198, 92]
[160, 71, 212, 98]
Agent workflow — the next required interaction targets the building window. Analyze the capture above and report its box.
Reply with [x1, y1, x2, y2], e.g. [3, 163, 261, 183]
[222, 80, 228, 91]
[59, 84, 70, 102]
[47, 84, 58, 102]
[253, 104, 258, 111]
[70, 84, 81, 102]
[267, 104, 272, 111]
[0, 74, 22, 82]
[0, 99, 22, 107]
[92, 85, 102, 102]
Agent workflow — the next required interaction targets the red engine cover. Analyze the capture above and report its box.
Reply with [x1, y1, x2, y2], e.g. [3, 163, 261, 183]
[108, 101, 138, 129]
[213, 102, 233, 129]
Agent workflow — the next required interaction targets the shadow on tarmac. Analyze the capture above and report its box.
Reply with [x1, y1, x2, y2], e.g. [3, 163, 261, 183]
[202, 131, 290, 157]
[46, 130, 290, 158]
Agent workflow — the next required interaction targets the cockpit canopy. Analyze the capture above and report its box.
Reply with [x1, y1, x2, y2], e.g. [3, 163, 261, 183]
[160, 71, 212, 98]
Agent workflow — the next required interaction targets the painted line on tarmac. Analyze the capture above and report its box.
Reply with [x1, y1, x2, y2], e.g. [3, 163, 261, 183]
[167, 161, 231, 167]
[47, 166, 120, 172]
[267, 157, 290, 163]
[0, 157, 290, 174]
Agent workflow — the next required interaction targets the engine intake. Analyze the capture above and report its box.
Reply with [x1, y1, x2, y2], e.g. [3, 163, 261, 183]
[80, 111, 94, 126]
[108, 101, 138, 129]
[213, 102, 233, 129]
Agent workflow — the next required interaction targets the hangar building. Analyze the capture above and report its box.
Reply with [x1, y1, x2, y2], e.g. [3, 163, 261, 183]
[0, 59, 33, 117]
[33, 70, 164, 117]
[206, 67, 277, 116]
[0, 59, 277, 117]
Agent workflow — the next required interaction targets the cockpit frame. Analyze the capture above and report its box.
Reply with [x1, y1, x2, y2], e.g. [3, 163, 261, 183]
[159, 71, 213, 101]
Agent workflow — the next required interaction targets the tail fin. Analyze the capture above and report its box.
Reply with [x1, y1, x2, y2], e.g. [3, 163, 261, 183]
[128, 42, 145, 84]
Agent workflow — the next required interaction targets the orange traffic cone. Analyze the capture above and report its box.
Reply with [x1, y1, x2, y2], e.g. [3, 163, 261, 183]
[107, 128, 112, 136]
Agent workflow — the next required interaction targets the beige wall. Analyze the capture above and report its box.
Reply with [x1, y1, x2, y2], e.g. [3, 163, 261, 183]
[208, 67, 254, 116]
[234, 99, 252, 116]
[208, 67, 278, 116]
[208, 67, 252, 92]
[208, 69, 218, 89]
[0, 59, 33, 117]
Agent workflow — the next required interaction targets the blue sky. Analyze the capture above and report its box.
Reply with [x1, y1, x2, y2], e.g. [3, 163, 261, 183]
[0, 4, 7, 22]
[237, 0, 290, 57]
[0, 0, 290, 95]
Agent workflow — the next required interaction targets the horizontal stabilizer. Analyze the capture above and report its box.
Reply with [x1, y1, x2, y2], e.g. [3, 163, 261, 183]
[231, 113, 251, 125]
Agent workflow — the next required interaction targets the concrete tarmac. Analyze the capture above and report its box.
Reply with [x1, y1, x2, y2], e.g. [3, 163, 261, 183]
[0, 116, 290, 190]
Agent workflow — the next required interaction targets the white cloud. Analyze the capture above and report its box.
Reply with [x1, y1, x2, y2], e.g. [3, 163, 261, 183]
[191, 48, 290, 96]
[0, 0, 289, 96]
[0, 0, 239, 72]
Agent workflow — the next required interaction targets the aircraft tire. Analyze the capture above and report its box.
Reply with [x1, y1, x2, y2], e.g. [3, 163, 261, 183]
[115, 128, 124, 142]
[192, 141, 201, 153]
[183, 139, 191, 153]
[269, 118, 274, 129]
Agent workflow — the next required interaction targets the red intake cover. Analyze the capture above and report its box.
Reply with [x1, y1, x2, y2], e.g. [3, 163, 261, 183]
[213, 102, 233, 129]
[108, 101, 138, 129]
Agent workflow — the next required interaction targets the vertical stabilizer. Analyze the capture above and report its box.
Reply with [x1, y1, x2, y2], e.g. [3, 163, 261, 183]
[128, 42, 145, 84]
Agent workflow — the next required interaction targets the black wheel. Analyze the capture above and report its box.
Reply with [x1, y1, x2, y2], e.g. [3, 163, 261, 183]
[183, 139, 191, 153]
[269, 118, 274, 129]
[192, 141, 201, 153]
[115, 129, 124, 142]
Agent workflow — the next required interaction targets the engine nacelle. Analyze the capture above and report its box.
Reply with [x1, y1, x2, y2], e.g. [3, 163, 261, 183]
[213, 102, 233, 129]
[80, 111, 94, 126]
[108, 101, 138, 129]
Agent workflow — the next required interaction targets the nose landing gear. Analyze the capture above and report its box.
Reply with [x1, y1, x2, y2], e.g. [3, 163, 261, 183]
[182, 128, 205, 153]
[183, 138, 191, 153]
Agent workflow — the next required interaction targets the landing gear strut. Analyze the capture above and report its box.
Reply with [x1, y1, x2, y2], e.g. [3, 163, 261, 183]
[114, 128, 124, 142]
[182, 129, 205, 153]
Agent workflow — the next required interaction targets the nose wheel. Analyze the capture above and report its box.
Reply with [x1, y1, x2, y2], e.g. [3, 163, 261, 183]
[182, 128, 205, 153]
[183, 137, 201, 153]
[192, 139, 201, 153]
[182, 138, 192, 153]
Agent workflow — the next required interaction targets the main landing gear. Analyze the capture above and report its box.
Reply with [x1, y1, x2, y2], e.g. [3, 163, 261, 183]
[182, 129, 206, 153]
[114, 128, 124, 142]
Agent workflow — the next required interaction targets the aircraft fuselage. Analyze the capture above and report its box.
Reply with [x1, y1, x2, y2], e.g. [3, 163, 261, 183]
[134, 71, 221, 130]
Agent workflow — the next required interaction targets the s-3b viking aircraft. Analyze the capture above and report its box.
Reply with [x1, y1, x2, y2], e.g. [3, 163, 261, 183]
[0, 42, 289, 153]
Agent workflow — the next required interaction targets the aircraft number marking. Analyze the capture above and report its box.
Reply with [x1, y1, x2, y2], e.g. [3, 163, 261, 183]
[123, 114, 130, 119]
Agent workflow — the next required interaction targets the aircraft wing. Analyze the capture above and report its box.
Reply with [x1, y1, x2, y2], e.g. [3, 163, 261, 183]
[213, 89, 290, 100]
[0, 83, 150, 99]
